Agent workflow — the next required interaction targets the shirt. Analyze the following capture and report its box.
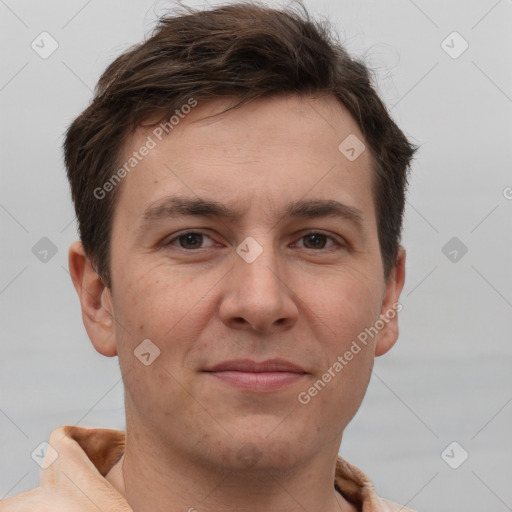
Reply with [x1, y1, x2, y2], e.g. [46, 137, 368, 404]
[0, 425, 417, 512]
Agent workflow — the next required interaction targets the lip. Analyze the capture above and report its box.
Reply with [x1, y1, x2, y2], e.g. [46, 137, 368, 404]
[204, 359, 306, 373]
[203, 359, 308, 392]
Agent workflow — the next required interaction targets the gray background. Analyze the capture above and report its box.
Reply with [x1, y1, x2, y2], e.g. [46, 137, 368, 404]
[1, 0, 511, 510]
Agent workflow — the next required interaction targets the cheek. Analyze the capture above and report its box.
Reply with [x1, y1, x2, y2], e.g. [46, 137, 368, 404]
[111, 266, 209, 423]
[321, 289, 377, 390]
[112, 262, 216, 368]
[114, 263, 187, 333]
[298, 271, 380, 417]
[311, 268, 383, 342]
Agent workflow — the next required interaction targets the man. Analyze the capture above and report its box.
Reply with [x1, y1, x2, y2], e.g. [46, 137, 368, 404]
[1, 2, 418, 511]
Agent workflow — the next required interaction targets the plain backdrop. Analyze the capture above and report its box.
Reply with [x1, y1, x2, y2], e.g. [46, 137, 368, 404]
[1, 1, 511, 510]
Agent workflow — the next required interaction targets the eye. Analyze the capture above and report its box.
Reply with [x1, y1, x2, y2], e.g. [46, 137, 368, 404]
[294, 231, 340, 250]
[164, 231, 216, 250]
[163, 230, 344, 252]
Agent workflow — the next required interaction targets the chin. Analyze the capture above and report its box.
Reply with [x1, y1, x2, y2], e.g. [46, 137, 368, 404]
[215, 422, 309, 472]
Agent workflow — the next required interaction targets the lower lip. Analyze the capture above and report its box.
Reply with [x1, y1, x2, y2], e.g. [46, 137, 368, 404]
[206, 371, 306, 392]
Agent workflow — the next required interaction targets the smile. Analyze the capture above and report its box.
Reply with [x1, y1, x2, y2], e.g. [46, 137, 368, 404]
[203, 359, 308, 392]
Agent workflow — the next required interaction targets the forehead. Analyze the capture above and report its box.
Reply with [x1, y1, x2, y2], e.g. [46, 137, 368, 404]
[112, 94, 376, 229]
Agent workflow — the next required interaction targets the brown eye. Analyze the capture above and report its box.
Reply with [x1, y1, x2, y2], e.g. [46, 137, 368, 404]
[297, 232, 338, 250]
[302, 233, 329, 249]
[178, 233, 204, 249]
[164, 231, 216, 250]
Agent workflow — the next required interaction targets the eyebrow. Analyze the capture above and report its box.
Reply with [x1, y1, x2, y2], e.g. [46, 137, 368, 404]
[139, 195, 366, 233]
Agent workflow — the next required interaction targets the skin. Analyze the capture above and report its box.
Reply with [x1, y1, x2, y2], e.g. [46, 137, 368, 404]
[69, 94, 406, 512]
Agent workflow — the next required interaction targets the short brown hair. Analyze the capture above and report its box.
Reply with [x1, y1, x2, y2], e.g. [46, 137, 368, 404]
[64, 1, 417, 289]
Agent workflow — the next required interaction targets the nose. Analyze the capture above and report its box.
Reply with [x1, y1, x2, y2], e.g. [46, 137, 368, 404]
[218, 239, 299, 334]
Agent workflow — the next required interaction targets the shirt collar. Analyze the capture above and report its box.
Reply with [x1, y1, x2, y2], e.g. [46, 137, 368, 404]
[41, 425, 401, 512]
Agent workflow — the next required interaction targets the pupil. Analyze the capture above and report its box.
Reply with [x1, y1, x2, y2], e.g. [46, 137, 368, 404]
[180, 233, 202, 248]
[306, 234, 325, 248]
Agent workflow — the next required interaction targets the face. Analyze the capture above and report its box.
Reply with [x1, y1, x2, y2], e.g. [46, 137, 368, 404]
[72, 94, 405, 471]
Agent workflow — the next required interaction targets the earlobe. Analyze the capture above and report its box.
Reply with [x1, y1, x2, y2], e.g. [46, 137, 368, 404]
[374, 246, 406, 357]
[68, 241, 118, 357]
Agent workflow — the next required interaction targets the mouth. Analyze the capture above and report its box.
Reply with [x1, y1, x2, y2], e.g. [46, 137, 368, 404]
[203, 359, 308, 392]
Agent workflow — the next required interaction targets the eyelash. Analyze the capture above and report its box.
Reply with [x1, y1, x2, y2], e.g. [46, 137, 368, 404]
[163, 230, 344, 252]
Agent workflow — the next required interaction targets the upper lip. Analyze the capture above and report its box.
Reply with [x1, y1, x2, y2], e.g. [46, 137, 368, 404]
[204, 359, 307, 373]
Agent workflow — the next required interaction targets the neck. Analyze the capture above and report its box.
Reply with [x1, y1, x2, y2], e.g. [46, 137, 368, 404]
[105, 428, 358, 512]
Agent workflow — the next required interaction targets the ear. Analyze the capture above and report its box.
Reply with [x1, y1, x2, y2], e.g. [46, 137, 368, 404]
[374, 245, 406, 357]
[68, 241, 118, 357]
